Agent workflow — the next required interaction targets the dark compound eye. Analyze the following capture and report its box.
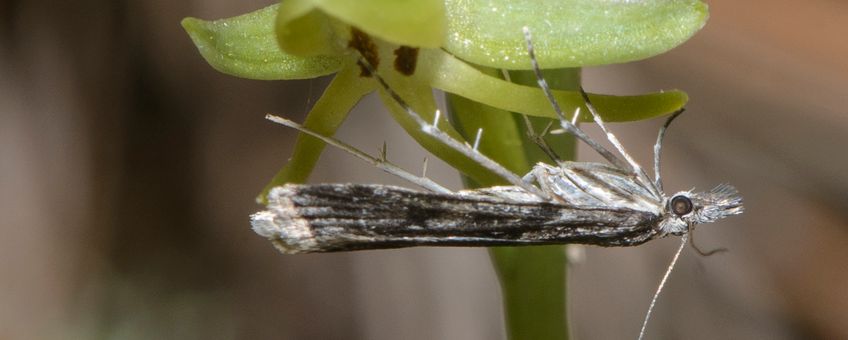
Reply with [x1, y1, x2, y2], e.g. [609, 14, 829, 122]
[670, 195, 693, 216]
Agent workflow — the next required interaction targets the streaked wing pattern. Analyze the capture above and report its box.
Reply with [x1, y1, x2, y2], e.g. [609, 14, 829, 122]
[252, 183, 662, 253]
[533, 162, 662, 214]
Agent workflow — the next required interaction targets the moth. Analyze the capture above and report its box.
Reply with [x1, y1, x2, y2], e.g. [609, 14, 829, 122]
[250, 27, 743, 339]
[251, 28, 742, 255]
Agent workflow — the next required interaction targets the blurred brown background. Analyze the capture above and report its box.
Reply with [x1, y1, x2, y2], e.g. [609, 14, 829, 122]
[1, 0, 846, 339]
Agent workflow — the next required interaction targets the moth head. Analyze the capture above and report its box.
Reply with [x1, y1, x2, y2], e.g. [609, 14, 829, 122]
[660, 184, 744, 235]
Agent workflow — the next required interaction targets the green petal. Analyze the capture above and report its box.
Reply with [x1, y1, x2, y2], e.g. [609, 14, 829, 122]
[182, 4, 342, 80]
[444, 0, 708, 69]
[423, 49, 687, 122]
[304, 0, 445, 48]
[275, 0, 343, 56]
[258, 64, 374, 203]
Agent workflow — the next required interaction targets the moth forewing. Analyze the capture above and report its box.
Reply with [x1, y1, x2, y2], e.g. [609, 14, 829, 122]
[251, 183, 663, 253]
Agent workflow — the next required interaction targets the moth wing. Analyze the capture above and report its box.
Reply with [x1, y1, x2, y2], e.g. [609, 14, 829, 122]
[253, 183, 660, 253]
[535, 162, 662, 214]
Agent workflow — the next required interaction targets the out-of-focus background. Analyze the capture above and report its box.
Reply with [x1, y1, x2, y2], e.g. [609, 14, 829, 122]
[1, 0, 846, 339]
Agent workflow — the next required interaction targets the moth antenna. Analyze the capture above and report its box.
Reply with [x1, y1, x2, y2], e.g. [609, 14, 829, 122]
[578, 87, 661, 199]
[520, 27, 632, 174]
[653, 109, 686, 192]
[472, 127, 484, 152]
[638, 235, 688, 340]
[265, 114, 452, 194]
[354, 54, 548, 199]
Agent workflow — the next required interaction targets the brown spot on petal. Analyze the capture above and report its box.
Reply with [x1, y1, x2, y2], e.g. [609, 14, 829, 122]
[393, 46, 419, 76]
[348, 27, 379, 77]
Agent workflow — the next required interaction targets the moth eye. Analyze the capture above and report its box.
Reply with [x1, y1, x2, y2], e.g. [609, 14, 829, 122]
[670, 195, 693, 216]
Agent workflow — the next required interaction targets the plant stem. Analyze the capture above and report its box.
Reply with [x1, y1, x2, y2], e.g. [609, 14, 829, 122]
[448, 67, 579, 340]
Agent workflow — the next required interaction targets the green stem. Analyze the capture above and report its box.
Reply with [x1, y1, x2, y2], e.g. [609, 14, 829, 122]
[448, 67, 579, 340]
[257, 64, 374, 203]
[489, 246, 569, 340]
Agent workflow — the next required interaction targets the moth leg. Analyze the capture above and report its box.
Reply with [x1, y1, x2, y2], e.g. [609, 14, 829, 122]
[503, 66, 562, 165]
[652, 109, 685, 192]
[354, 58, 549, 200]
[521, 115, 562, 164]
[577, 87, 661, 198]
[521, 27, 661, 199]
[470, 127, 483, 152]
[521, 168, 539, 185]
[266, 115, 452, 194]
[520, 27, 630, 173]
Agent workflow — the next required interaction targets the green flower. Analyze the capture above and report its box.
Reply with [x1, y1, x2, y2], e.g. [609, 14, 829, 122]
[182, 0, 706, 201]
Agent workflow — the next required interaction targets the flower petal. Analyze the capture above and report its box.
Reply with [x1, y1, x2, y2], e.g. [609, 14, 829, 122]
[182, 4, 342, 80]
[307, 0, 446, 47]
[422, 49, 688, 122]
[445, 0, 708, 69]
